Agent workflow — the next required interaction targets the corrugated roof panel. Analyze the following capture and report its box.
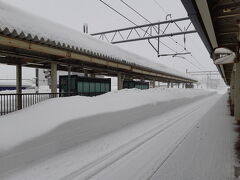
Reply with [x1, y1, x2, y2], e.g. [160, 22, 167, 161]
[0, 1, 195, 81]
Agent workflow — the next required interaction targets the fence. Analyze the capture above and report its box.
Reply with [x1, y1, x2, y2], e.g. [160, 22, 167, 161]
[0, 92, 77, 116]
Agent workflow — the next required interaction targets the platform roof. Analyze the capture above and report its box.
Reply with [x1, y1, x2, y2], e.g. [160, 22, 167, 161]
[0, 1, 195, 83]
[181, 0, 239, 85]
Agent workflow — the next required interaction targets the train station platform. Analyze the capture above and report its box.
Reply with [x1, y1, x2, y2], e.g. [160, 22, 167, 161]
[151, 94, 236, 180]
[0, 89, 236, 180]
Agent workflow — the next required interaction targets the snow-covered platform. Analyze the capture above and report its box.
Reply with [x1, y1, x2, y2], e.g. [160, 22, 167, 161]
[150, 94, 235, 180]
[0, 89, 235, 180]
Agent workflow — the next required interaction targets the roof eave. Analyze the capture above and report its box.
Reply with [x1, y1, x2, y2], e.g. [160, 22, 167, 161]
[181, 0, 227, 83]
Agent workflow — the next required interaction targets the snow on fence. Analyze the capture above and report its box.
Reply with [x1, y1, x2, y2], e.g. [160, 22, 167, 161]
[0, 93, 77, 116]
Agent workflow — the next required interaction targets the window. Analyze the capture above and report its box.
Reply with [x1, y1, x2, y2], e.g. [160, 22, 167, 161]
[106, 83, 110, 92]
[129, 82, 135, 88]
[83, 82, 90, 93]
[90, 82, 95, 93]
[135, 84, 141, 89]
[100, 83, 106, 92]
[70, 78, 76, 91]
[96, 82, 101, 93]
[78, 82, 83, 93]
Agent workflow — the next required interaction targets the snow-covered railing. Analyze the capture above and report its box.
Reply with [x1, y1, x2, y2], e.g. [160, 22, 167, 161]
[0, 92, 77, 116]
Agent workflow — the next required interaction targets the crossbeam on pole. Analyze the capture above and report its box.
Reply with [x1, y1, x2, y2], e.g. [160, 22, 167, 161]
[91, 17, 197, 57]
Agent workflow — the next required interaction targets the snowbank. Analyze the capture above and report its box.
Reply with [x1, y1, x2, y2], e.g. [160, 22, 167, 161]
[0, 88, 215, 153]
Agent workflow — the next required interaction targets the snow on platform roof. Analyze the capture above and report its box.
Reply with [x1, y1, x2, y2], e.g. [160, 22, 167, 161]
[0, 1, 194, 81]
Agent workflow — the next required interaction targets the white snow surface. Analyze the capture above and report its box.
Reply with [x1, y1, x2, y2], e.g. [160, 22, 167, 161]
[0, 90, 231, 180]
[0, 1, 194, 80]
[0, 88, 212, 153]
[150, 94, 234, 180]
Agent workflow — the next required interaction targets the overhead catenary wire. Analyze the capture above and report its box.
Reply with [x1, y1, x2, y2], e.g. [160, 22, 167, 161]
[119, 0, 203, 70]
[120, 0, 151, 23]
[152, 0, 169, 14]
[190, 54, 207, 69]
[99, 0, 202, 70]
[99, 0, 137, 26]
[99, 0, 177, 53]
[176, 56, 201, 70]
[152, 0, 205, 69]
[120, 0, 187, 52]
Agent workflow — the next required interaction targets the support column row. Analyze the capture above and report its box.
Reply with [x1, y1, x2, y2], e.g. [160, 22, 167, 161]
[51, 62, 57, 93]
[16, 64, 22, 110]
[235, 63, 240, 121]
[118, 73, 125, 90]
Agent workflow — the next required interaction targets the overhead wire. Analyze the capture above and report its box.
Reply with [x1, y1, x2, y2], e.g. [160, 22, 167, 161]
[152, 0, 205, 69]
[176, 56, 201, 70]
[99, 0, 177, 53]
[119, 0, 203, 70]
[99, 0, 137, 26]
[152, 0, 169, 14]
[190, 54, 206, 69]
[120, 0, 187, 52]
[99, 0, 203, 70]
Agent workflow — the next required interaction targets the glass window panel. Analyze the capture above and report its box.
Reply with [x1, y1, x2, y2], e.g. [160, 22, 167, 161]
[129, 82, 135, 88]
[100, 83, 105, 92]
[106, 83, 110, 92]
[71, 78, 76, 91]
[123, 82, 127, 89]
[90, 82, 95, 93]
[96, 82, 101, 93]
[83, 82, 90, 93]
[60, 78, 68, 92]
[78, 82, 83, 93]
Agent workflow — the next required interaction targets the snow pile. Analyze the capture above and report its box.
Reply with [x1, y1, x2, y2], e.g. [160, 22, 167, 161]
[0, 88, 214, 153]
[0, 1, 194, 80]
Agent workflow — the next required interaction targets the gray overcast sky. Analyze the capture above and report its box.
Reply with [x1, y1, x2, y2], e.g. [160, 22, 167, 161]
[0, 0, 217, 79]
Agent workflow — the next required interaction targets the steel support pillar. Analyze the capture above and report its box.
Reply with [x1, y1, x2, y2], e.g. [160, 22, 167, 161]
[178, 83, 180, 88]
[171, 82, 174, 88]
[167, 82, 170, 88]
[35, 68, 39, 93]
[67, 65, 71, 93]
[235, 63, 240, 121]
[118, 73, 124, 90]
[230, 70, 235, 116]
[16, 64, 22, 110]
[51, 62, 57, 93]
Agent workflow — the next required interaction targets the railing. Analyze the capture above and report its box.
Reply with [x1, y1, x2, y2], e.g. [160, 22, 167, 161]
[0, 92, 77, 116]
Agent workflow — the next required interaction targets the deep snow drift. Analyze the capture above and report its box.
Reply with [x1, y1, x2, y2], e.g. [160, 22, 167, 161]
[0, 88, 214, 152]
[0, 88, 227, 180]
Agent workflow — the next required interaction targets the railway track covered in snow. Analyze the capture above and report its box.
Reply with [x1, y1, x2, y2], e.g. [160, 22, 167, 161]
[61, 96, 216, 180]
[0, 88, 222, 180]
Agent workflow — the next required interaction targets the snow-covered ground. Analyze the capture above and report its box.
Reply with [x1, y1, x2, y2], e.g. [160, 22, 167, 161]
[150, 94, 235, 180]
[0, 88, 233, 179]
